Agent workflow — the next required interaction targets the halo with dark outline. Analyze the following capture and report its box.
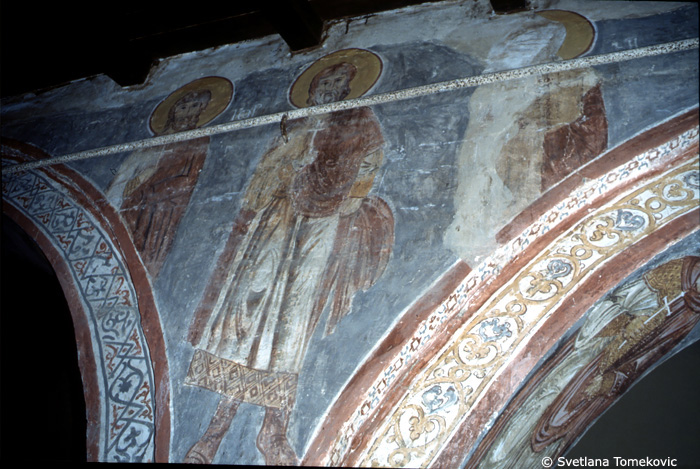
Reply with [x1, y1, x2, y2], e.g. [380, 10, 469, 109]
[150, 76, 234, 135]
[289, 48, 383, 109]
[536, 10, 596, 60]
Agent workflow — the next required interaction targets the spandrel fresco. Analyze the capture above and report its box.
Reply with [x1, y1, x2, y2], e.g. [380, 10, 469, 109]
[182, 50, 394, 465]
[1, 1, 697, 465]
[155, 41, 480, 464]
[445, 11, 609, 263]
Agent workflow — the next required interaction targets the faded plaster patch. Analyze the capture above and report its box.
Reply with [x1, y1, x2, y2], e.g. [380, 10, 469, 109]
[445, 68, 599, 264]
[443, 13, 565, 70]
[442, 14, 567, 264]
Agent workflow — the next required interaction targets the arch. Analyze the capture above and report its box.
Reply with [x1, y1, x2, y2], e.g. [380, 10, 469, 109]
[1, 139, 171, 462]
[1, 213, 89, 461]
[303, 107, 699, 467]
[464, 254, 700, 468]
[565, 338, 700, 462]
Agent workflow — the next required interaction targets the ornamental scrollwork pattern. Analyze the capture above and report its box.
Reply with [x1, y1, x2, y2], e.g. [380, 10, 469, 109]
[323, 128, 698, 466]
[361, 160, 699, 467]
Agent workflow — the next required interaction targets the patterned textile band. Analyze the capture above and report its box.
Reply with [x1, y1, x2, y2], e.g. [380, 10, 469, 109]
[185, 349, 298, 409]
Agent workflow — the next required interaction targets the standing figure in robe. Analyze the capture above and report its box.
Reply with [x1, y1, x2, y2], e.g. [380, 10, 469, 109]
[184, 51, 394, 465]
[106, 77, 233, 278]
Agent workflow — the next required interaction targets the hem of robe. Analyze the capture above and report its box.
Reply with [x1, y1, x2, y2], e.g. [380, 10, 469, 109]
[185, 349, 298, 409]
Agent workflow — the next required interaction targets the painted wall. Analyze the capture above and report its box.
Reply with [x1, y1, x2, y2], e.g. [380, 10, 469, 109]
[1, 0, 698, 465]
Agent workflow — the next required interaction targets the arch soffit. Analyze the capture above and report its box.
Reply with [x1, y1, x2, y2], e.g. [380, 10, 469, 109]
[1, 139, 170, 462]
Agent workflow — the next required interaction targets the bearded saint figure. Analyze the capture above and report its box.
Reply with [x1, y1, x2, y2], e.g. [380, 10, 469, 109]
[184, 55, 394, 465]
[106, 78, 232, 278]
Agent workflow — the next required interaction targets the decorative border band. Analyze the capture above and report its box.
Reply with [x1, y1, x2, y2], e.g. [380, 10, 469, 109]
[2, 159, 157, 462]
[358, 158, 699, 467]
[318, 123, 698, 466]
[3, 39, 697, 175]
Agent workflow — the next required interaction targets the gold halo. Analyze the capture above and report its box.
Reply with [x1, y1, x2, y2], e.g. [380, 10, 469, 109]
[537, 10, 596, 60]
[149, 76, 234, 135]
[289, 48, 383, 108]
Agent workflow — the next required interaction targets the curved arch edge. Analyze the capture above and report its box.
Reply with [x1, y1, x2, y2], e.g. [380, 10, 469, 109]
[307, 110, 699, 466]
[2, 140, 171, 462]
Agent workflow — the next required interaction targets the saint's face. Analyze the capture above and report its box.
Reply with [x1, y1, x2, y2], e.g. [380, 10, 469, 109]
[310, 69, 351, 105]
[170, 97, 208, 132]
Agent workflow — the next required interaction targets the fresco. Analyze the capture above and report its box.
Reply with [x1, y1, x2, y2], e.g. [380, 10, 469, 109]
[445, 11, 608, 263]
[106, 77, 233, 277]
[532, 257, 700, 453]
[181, 49, 394, 465]
[1, 152, 158, 462]
[0, 1, 697, 465]
[589, 5, 699, 148]
[159, 40, 480, 464]
[355, 151, 699, 467]
[473, 244, 700, 468]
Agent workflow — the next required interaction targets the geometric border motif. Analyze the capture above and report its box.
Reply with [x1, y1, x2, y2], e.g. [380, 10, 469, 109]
[358, 157, 699, 467]
[321, 125, 699, 466]
[1, 160, 156, 462]
[185, 349, 298, 409]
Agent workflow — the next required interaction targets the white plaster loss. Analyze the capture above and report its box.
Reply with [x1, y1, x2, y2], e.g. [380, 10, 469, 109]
[445, 68, 599, 264]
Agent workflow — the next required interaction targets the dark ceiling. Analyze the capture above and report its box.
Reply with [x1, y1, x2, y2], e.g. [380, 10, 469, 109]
[2, 1, 688, 99]
[0, 0, 531, 98]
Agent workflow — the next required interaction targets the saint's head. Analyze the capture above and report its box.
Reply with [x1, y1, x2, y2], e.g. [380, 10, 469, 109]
[307, 62, 358, 106]
[164, 89, 212, 134]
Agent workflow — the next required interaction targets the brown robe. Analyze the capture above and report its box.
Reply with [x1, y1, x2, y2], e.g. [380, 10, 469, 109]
[185, 107, 394, 408]
[120, 137, 209, 277]
[541, 84, 608, 192]
[531, 257, 700, 454]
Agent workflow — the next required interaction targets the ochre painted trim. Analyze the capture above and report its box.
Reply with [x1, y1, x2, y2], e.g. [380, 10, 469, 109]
[441, 209, 700, 468]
